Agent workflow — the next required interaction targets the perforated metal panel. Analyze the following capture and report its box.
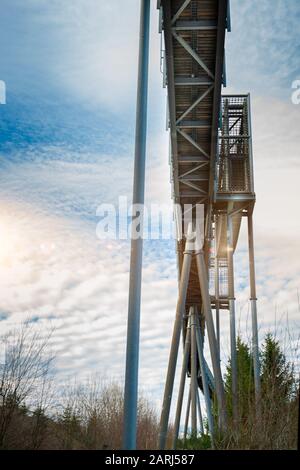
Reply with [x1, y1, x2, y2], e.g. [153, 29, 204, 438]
[218, 259, 228, 297]
[218, 95, 253, 193]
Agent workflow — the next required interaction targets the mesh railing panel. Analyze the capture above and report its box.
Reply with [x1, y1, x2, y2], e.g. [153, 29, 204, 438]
[218, 96, 252, 193]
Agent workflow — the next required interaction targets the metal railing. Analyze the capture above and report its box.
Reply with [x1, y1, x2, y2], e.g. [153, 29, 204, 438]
[218, 95, 254, 194]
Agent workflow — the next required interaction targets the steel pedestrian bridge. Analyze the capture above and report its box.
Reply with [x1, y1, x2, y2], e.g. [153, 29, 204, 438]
[123, 0, 261, 450]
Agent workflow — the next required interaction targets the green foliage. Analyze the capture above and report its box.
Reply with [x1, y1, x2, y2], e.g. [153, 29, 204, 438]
[260, 333, 296, 401]
[177, 433, 212, 450]
[221, 333, 298, 449]
[19, 403, 29, 416]
[224, 337, 255, 419]
[224, 333, 297, 414]
[32, 407, 46, 418]
[59, 406, 82, 449]
[3, 392, 20, 410]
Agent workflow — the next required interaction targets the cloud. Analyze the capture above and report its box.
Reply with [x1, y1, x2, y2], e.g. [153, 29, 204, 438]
[0, 152, 298, 411]
[0, 197, 179, 403]
[0, 0, 164, 113]
[227, 0, 300, 98]
[0, 0, 299, 418]
[252, 96, 300, 168]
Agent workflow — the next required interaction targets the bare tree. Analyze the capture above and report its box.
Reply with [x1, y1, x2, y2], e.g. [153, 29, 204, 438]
[29, 361, 56, 450]
[56, 377, 160, 450]
[0, 323, 53, 448]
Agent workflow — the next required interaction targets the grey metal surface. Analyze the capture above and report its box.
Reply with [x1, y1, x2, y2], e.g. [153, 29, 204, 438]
[161, 0, 229, 312]
[196, 388, 204, 434]
[248, 215, 261, 414]
[195, 312, 214, 439]
[196, 250, 227, 430]
[123, 0, 150, 450]
[190, 307, 198, 436]
[158, 247, 193, 449]
[183, 386, 191, 441]
[172, 317, 191, 448]
[227, 213, 238, 423]
[157, 0, 260, 446]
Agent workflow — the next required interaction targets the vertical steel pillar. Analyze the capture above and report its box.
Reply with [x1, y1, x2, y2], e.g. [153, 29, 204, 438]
[172, 316, 191, 448]
[190, 307, 198, 437]
[215, 258, 220, 351]
[247, 214, 261, 412]
[158, 245, 193, 449]
[183, 387, 191, 442]
[227, 213, 238, 424]
[195, 250, 227, 431]
[195, 313, 214, 439]
[123, 0, 150, 450]
[214, 217, 220, 352]
[196, 389, 204, 434]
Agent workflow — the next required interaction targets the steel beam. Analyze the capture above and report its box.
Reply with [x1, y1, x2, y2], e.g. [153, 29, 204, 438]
[123, 0, 150, 450]
[174, 20, 217, 30]
[162, 0, 181, 204]
[176, 85, 214, 125]
[180, 191, 208, 198]
[171, 0, 192, 25]
[209, 0, 227, 201]
[175, 77, 214, 86]
[177, 120, 211, 129]
[221, 134, 249, 139]
[179, 174, 209, 182]
[178, 156, 209, 164]
[247, 94, 255, 193]
[216, 193, 256, 202]
[158, 240, 193, 449]
[195, 312, 214, 439]
[226, 0, 232, 32]
[227, 213, 238, 425]
[172, 30, 215, 80]
[178, 163, 208, 179]
[183, 387, 191, 442]
[247, 215, 261, 415]
[215, 226, 220, 351]
[179, 180, 208, 195]
[195, 250, 227, 431]
[190, 307, 198, 437]
[172, 316, 191, 448]
[177, 128, 210, 159]
[196, 389, 204, 434]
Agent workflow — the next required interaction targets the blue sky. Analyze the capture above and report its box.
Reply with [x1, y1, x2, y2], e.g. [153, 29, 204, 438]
[0, 0, 299, 410]
[227, 0, 300, 99]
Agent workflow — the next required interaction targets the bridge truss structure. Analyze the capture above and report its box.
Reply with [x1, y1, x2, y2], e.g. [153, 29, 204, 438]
[157, 0, 261, 449]
[123, 0, 261, 450]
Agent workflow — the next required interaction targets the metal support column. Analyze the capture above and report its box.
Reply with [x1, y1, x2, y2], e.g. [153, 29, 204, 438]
[183, 387, 191, 442]
[195, 250, 227, 431]
[158, 244, 193, 449]
[247, 214, 261, 412]
[190, 307, 198, 437]
[227, 213, 238, 424]
[214, 216, 220, 353]
[172, 315, 191, 448]
[215, 256, 220, 351]
[123, 0, 150, 450]
[195, 313, 214, 439]
[196, 389, 204, 435]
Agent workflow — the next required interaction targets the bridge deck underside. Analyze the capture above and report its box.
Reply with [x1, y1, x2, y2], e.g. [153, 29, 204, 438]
[162, 0, 224, 314]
